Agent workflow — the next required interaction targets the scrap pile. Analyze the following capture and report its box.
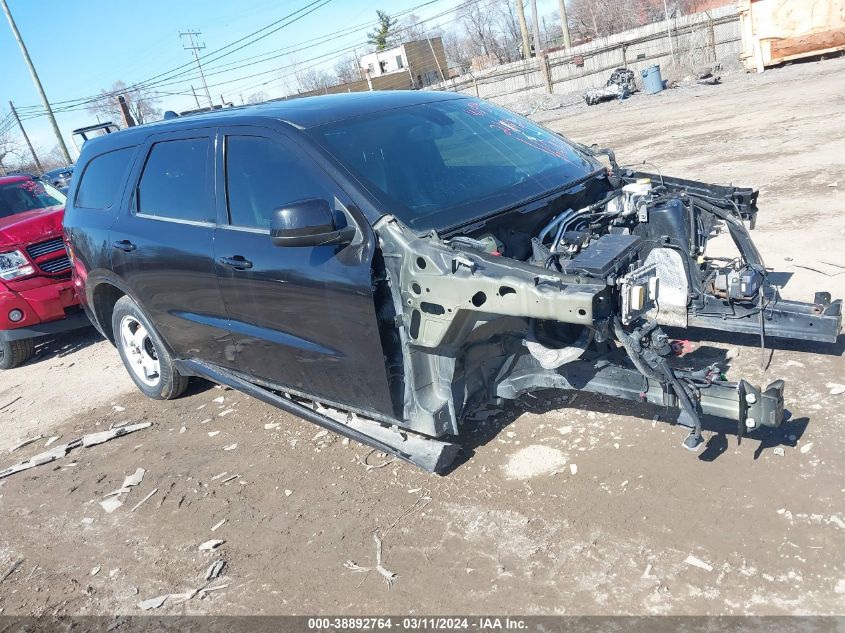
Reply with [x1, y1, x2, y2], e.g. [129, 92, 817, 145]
[585, 68, 637, 105]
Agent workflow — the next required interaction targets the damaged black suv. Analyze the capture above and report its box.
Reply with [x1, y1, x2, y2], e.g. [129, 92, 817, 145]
[64, 92, 842, 473]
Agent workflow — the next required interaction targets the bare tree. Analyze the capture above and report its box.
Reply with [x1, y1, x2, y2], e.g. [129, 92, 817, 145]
[441, 30, 474, 73]
[395, 13, 432, 43]
[568, 0, 662, 40]
[246, 91, 268, 104]
[458, 0, 504, 66]
[295, 68, 334, 93]
[86, 81, 161, 125]
[493, 0, 525, 62]
[333, 54, 361, 84]
[0, 127, 23, 174]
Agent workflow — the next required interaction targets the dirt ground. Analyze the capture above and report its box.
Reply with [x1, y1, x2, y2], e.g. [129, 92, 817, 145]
[0, 57, 844, 617]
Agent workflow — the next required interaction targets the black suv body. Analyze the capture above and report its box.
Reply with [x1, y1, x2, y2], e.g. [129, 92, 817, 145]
[64, 92, 841, 473]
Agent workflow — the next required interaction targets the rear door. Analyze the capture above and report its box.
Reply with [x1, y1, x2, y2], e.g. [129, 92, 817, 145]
[212, 125, 394, 417]
[109, 128, 235, 367]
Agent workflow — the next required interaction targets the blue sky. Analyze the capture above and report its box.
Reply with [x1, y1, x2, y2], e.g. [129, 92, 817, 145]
[1, 0, 558, 162]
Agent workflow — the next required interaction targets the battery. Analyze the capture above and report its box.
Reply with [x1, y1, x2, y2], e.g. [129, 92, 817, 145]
[560, 234, 641, 279]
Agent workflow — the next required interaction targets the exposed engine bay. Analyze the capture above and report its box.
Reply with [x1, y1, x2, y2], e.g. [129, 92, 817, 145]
[369, 145, 842, 471]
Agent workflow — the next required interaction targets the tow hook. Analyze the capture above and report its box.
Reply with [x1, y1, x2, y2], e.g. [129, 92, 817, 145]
[738, 379, 785, 443]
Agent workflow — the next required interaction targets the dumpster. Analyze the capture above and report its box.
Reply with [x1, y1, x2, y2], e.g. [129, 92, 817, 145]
[641, 65, 664, 94]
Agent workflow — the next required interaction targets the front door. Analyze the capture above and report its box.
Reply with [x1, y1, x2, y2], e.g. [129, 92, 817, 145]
[212, 126, 394, 418]
[109, 129, 235, 368]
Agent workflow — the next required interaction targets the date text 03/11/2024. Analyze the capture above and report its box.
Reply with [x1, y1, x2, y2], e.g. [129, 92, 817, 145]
[306, 617, 528, 630]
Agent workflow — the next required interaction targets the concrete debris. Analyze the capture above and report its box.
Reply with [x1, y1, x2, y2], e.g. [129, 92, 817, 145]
[210, 472, 228, 481]
[112, 405, 126, 412]
[204, 560, 226, 581]
[179, 427, 187, 434]
[198, 540, 224, 551]
[103, 487, 132, 498]
[313, 430, 329, 441]
[122, 468, 145, 488]
[569, 464, 578, 475]
[284, 489, 293, 497]
[264, 422, 281, 430]
[99, 497, 123, 514]
[208, 431, 220, 437]
[82, 423, 152, 448]
[9, 435, 44, 453]
[223, 443, 238, 451]
[131, 488, 158, 512]
[81, 517, 95, 525]
[90, 565, 101, 577]
[684, 555, 713, 572]
[828, 384, 845, 396]
[199, 583, 229, 597]
[137, 595, 168, 610]
[773, 447, 785, 457]
[642, 564, 655, 579]
[211, 519, 226, 532]
[212, 396, 225, 404]
[44, 436, 60, 448]
[218, 409, 234, 417]
[800, 442, 814, 454]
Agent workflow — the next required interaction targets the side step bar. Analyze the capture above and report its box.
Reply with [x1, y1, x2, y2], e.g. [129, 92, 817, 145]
[175, 359, 460, 474]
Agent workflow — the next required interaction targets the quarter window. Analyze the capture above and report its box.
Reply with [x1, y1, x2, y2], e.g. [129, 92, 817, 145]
[74, 147, 135, 210]
[137, 138, 211, 222]
[225, 136, 334, 230]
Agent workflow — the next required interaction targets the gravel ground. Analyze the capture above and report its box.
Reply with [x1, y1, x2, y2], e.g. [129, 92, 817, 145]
[0, 57, 843, 617]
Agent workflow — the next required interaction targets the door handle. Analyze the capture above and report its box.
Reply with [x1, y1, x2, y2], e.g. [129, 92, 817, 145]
[112, 240, 136, 252]
[219, 255, 253, 270]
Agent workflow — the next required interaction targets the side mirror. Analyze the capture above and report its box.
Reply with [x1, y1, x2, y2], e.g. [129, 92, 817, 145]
[270, 198, 356, 247]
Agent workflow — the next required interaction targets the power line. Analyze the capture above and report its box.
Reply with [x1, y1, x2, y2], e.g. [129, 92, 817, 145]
[17, 0, 478, 121]
[17, 0, 334, 114]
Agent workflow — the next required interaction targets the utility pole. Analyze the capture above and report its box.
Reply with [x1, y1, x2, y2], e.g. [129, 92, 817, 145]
[515, 0, 532, 60]
[180, 30, 213, 108]
[1, 0, 71, 164]
[557, 0, 572, 50]
[190, 85, 201, 109]
[9, 101, 42, 174]
[663, 0, 677, 67]
[530, 0, 543, 57]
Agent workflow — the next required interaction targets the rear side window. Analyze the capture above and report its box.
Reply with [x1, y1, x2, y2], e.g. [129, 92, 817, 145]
[225, 135, 334, 230]
[137, 138, 211, 223]
[74, 147, 135, 210]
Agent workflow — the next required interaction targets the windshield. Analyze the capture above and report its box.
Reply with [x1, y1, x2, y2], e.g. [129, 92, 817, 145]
[309, 98, 596, 231]
[0, 179, 66, 220]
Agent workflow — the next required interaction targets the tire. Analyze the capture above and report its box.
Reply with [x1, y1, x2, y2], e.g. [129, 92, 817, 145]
[111, 295, 189, 400]
[0, 337, 35, 370]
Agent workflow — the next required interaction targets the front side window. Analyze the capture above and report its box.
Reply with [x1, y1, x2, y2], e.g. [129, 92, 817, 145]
[137, 138, 211, 223]
[309, 98, 595, 231]
[225, 135, 334, 230]
[75, 147, 135, 210]
[0, 178, 65, 219]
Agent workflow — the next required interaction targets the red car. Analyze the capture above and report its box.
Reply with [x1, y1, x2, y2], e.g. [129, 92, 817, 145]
[0, 174, 88, 369]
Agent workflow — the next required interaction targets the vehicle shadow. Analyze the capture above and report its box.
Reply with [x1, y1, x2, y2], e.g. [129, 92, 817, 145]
[451, 392, 810, 472]
[668, 326, 845, 358]
[28, 326, 103, 365]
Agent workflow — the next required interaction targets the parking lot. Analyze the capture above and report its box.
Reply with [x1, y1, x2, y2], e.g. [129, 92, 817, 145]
[0, 57, 843, 616]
